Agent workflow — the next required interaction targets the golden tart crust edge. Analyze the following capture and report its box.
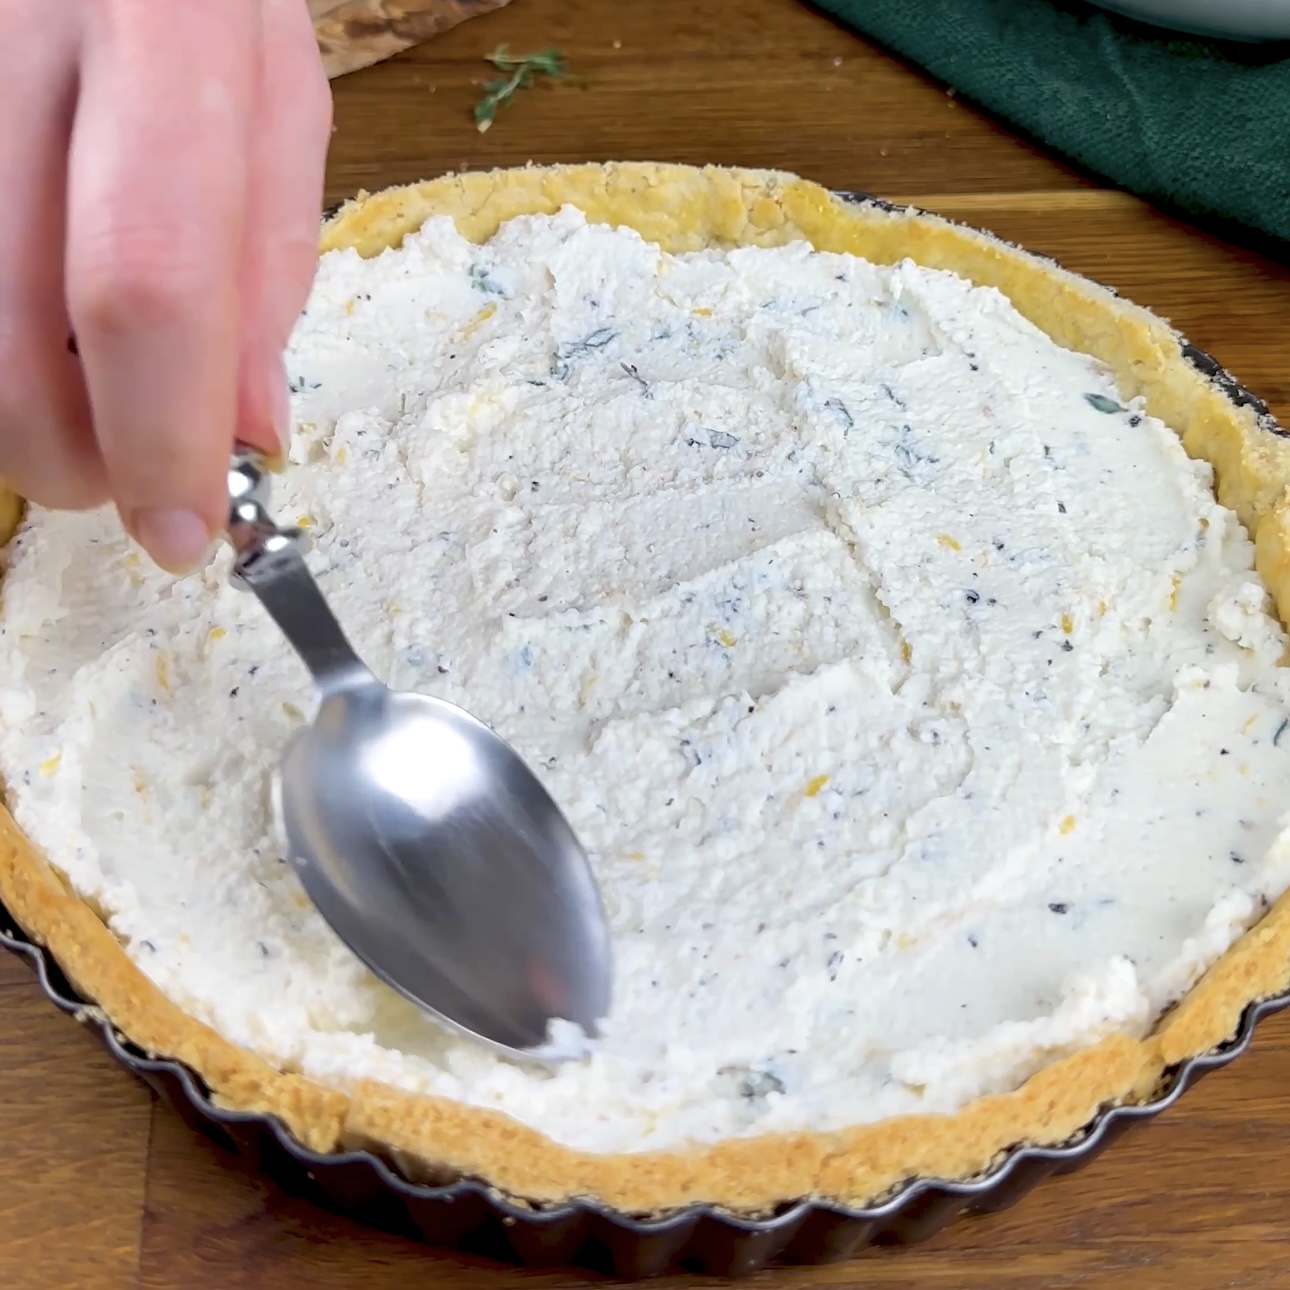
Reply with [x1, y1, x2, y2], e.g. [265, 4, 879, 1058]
[2, 161, 1290, 1216]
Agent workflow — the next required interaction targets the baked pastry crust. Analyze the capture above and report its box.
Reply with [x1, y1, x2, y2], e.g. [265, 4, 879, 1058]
[2, 162, 1290, 1216]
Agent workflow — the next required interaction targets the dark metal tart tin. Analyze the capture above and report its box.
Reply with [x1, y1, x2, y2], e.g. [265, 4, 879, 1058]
[3, 189, 1289, 1278]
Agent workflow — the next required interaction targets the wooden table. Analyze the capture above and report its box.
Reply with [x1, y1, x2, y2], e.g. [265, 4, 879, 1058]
[6, 1, 1290, 1286]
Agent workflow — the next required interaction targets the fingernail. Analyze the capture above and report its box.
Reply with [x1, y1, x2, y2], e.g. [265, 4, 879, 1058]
[132, 508, 213, 574]
[270, 352, 292, 454]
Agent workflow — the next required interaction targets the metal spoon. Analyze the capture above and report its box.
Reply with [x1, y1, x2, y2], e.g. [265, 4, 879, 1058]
[225, 450, 612, 1060]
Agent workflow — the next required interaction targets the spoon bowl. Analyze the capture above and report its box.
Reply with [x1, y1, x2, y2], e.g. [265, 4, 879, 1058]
[227, 451, 612, 1059]
[279, 682, 612, 1053]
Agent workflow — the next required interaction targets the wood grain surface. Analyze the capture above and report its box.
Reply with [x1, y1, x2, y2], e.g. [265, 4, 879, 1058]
[6, 0, 1290, 1286]
[308, 0, 515, 79]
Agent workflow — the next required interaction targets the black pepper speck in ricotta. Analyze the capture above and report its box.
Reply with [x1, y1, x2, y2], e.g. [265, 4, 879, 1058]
[3, 207, 1290, 1152]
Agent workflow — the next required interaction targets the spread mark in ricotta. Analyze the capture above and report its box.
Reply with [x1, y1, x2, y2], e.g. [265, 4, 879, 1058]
[3, 207, 1290, 1154]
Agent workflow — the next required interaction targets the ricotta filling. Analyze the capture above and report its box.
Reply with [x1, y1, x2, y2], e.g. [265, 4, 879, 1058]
[3, 207, 1290, 1153]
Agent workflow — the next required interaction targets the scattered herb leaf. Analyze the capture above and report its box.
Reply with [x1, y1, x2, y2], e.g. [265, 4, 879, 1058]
[1084, 392, 1124, 414]
[738, 1068, 785, 1099]
[550, 327, 617, 379]
[469, 262, 506, 295]
[621, 361, 651, 394]
[823, 397, 854, 433]
[473, 45, 567, 133]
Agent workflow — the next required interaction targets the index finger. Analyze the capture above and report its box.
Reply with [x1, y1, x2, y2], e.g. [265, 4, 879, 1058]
[65, 0, 260, 571]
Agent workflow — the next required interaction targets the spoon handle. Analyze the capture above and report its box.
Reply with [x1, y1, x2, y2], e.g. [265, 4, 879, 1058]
[227, 450, 373, 696]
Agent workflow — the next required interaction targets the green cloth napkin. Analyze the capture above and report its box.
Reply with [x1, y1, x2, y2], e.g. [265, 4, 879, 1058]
[807, 0, 1290, 254]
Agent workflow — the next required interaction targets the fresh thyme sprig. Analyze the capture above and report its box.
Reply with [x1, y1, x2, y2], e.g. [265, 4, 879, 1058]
[473, 45, 567, 133]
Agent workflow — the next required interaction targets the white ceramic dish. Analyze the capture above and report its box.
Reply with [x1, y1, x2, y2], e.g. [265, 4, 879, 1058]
[1089, 0, 1290, 40]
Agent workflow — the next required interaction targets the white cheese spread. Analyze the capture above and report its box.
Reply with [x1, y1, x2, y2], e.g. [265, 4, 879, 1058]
[4, 207, 1290, 1153]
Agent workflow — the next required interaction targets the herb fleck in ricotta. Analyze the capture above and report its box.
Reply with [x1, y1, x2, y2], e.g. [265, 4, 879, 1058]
[4, 207, 1290, 1153]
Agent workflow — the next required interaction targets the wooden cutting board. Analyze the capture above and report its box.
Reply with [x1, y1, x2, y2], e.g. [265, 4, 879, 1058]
[307, 0, 516, 77]
[7, 3, 1290, 1287]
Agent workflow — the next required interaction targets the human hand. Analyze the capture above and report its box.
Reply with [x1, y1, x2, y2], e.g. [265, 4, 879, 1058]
[0, 0, 332, 571]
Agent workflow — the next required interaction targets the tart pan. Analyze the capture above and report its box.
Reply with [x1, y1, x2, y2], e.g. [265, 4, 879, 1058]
[3, 190, 1289, 1278]
[5, 900, 1289, 1277]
